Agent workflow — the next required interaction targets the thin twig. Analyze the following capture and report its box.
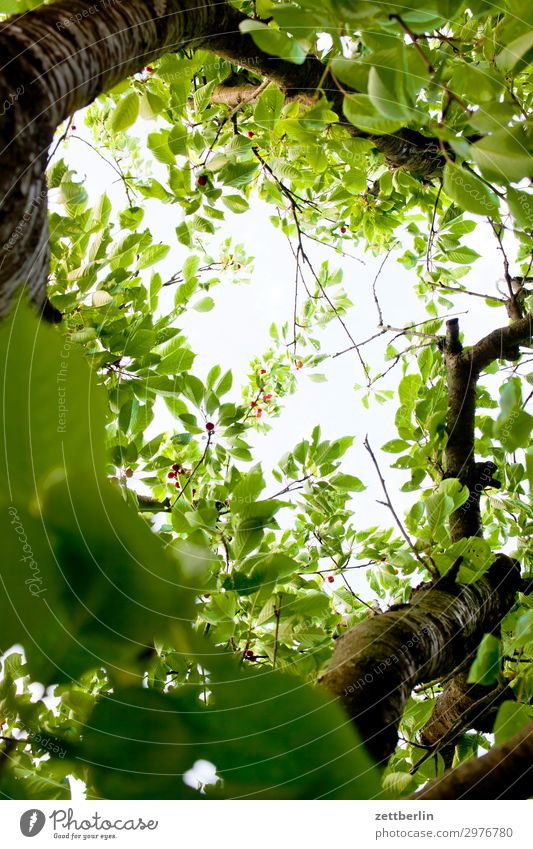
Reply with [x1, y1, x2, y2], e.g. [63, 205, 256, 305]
[391, 15, 435, 73]
[371, 248, 394, 326]
[426, 182, 443, 272]
[171, 432, 212, 507]
[273, 594, 282, 669]
[268, 475, 312, 500]
[364, 435, 432, 573]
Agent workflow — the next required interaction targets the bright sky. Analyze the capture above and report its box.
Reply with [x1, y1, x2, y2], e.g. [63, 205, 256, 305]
[51, 111, 515, 603]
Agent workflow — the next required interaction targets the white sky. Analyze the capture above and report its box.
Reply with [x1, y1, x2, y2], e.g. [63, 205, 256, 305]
[52, 113, 517, 601]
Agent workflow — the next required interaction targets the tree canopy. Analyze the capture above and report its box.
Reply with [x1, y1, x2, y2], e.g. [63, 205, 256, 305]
[0, 0, 532, 801]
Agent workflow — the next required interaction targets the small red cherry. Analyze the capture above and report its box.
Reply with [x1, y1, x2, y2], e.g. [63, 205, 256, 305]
[172, 463, 180, 472]
[256, 408, 262, 418]
[296, 360, 303, 369]
[175, 481, 181, 489]
[125, 468, 133, 478]
[71, 125, 77, 131]
[340, 226, 347, 234]
[206, 422, 215, 432]
[247, 131, 255, 138]
[260, 369, 266, 375]
[262, 394, 272, 402]
[168, 471, 176, 479]
[146, 66, 154, 73]
[236, 263, 241, 269]
[197, 175, 207, 187]
[327, 575, 334, 583]
[250, 401, 256, 408]
[245, 649, 255, 659]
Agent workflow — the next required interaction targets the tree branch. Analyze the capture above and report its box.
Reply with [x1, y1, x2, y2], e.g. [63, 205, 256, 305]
[364, 436, 431, 573]
[441, 315, 531, 542]
[0, 0, 448, 313]
[320, 554, 520, 762]
[469, 313, 532, 374]
[416, 672, 515, 753]
[411, 719, 533, 799]
[418, 312, 531, 749]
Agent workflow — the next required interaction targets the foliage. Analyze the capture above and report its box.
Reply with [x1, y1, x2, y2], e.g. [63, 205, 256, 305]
[0, 0, 532, 799]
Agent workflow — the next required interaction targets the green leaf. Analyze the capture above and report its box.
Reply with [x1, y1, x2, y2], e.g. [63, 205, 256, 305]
[156, 336, 195, 374]
[495, 378, 533, 451]
[443, 162, 499, 217]
[147, 131, 176, 166]
[78, 672, 380, 799]
[137, 243, 170, 269]
[239, 20, 307, 65]
[514, 610, 533, 648]
[216, 369, 233, 396]
[222, 194, 249, 214]
[218, 161, 259, 188]
[455, 537, 495, 583]
[398, 373, 422, 407]
[291, 590, 330, 618]
[254, 83, 285, 129]
[119, 206, 144, 230]
[467, 634, 501, 686]
[470, 129, 533, 184]
[493, 701, 533, 745]
[0, 304, 198, 682]
[110, 92, 139, 133]
[507, 187, 533, 230]
[343, 94, 404, 135]
[496, 31, 533, 72]
[330, 473, 366, 491]
[382, 439, 410, 453]
[193, 296, 215, 312]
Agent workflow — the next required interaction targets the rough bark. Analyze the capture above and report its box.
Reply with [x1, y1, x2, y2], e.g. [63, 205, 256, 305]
[0, 0, 446, 314]
[419, 672, 515, 747]
[320, 554, 520, 762]
[416, 312, 532, 765]
[0, 0, 244, 312]
[411, 720, 533, 799]
[443, 315, 532, 542]
[211, 83, 263, 108]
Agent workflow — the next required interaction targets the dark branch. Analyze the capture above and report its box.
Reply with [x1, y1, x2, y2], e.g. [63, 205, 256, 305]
[411, 719, 533, 799]
[320, 554, 520, 762]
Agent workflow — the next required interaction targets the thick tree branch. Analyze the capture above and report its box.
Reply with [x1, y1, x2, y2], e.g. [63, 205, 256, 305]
[411, 719, 533, 799]
[442, 315, 531, 542]
[211, 83, 263, 108]
[418, 312, 531, 749]
[469, 313, 532, 374]
[0, 0, 446, 314]
[320, 554, 520, 762]
[418, 672, 515, 749]
[0, 0, 245, 312]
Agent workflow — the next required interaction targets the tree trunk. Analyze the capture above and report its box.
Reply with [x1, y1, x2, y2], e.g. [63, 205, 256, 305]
[0, 0, 446, 315]
[320, 555, 520, 762]
[0, 0, 244, 312]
